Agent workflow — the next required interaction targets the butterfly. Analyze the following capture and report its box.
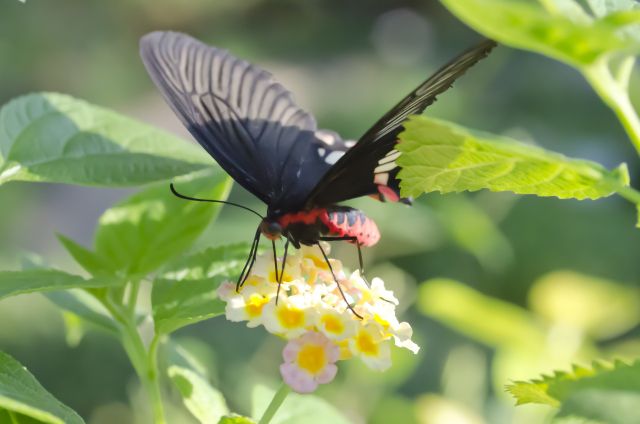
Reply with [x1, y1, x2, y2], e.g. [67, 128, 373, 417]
[140, 31, 495, 314]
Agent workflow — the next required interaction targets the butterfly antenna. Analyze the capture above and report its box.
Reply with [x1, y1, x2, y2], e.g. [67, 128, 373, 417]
[169, 183, 265, 220]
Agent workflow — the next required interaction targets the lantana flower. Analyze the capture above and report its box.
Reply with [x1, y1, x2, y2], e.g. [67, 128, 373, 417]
[217, 243, 419, 393]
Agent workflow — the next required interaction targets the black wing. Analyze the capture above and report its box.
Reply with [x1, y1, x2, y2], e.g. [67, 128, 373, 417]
[140, 31, 339, 213]
[304, 39, 497, 207]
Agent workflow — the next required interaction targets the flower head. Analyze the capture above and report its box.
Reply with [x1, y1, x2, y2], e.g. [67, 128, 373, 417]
[216, 243, 419, 393]
[280, 331, 339, 393]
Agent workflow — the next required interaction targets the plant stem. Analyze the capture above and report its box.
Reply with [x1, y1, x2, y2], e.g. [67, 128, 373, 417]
[147, 335, 165, 424]
[583, 61, 640, 156]
[258, 384, 291, 424]
[617, 185, 640, 205]
[127, 279, 141, 317]
[102, 298, 167, 424]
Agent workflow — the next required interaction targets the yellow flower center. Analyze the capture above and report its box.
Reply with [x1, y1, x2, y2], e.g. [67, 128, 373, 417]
[356, 330, 379, 356]
[297, 344, 327, 374]
[337, 340, 352, 360]
[373, 314, 390, 331]
[268, 270, 294, 284]
[304, 254, 329, 270]
[276, 304, 305, 329]
[244, 276, 263, 287]
[245, 294, 269, 318]
[320, 314, 344, 335]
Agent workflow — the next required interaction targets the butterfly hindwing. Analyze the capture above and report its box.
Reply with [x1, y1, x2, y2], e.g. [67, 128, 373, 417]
[304, 39, 497, 207]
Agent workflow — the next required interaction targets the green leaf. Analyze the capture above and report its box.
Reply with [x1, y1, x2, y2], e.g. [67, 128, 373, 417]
[417, 278, 545, 350]
[218, 415, 256, 424]
[397, 116, 629, 200]
[507, 378, 561, 407]
[56, 234, 113, 276]
[439, 0, 636, 67]
[0, 269, 119, 301]
[43, 290, 119, 335]
[168, 365, 229, 424]
[152, 244, 248, 334]
[251, 384, 351, 424]
[507, 360, 640, 423]
[95, 170, 231, 277]
[0, 351, 84, 424]
[0, 93, 212, 186]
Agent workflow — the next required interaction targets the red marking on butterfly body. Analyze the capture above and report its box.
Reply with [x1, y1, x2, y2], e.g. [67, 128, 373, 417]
[278, 207, 380, 247]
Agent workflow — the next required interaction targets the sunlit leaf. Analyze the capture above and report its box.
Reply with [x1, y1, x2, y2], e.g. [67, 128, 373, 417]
[251, 384, 351, 424]
[168, 365, 229, 424]
[529, 270, 640, 339]
[507, 360, 640, 423]
[152, 244, 248, 334]
[418, 278, 545, 350]
[95, 170, 231, 277]
[0, 269, 118, 300]
[0, 93, 211, 186]
[397, 116, 629, 200]
[439, 0, 637, 67]
[0, 351, 84, 424]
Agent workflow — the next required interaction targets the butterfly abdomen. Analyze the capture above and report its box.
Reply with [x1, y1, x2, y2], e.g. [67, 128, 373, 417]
[278, 207, 379, 247]
[323, 207, 380, 247]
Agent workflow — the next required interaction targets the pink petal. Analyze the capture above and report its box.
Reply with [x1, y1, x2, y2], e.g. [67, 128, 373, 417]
[282, 340, 302, 362]
[326, 343, 340, 363]
[315, 363, 338, 384]
[280, 364, 318, 393]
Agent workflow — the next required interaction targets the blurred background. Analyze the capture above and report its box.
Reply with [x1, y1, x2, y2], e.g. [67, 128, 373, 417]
[1, 1, 640, 423]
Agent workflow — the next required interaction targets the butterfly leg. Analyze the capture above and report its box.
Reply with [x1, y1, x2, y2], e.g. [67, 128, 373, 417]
[318, 236, 369, 286]
[316, 242, 363, 319]
[317, 237, 394, 304]
[236, 227, 261, 292]
[271, 239, 280, 285]
[275, 238, 290, 305]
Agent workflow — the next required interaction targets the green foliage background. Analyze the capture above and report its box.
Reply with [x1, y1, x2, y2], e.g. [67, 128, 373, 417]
[1, 0, 639, 423]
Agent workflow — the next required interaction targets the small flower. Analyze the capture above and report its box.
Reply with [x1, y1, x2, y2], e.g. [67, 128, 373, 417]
[349, 323, 392, 371]
[225, 288, 272, 328]
[314, 306, 357, 341]
[263, 294, 313, 338]
[280, 331, 339, 393]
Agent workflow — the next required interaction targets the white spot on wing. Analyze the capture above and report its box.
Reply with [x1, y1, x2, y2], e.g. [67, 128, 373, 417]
[374, 161, 397, 173]
[325, 151, 345, 165]
[374, 173, 389, 185]
[316, 130, 336, 146]
[379, 150, 401, 164]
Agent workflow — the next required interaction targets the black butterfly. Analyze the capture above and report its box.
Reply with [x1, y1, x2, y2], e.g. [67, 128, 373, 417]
[140, 32, 495, 312]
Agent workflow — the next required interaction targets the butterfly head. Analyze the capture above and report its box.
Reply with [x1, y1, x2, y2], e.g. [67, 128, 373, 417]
[260, 218, 283, 241]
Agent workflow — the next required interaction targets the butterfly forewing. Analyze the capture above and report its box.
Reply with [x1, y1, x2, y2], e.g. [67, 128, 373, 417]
[303, 39, 497, 207]
[140, 31, 339, 212]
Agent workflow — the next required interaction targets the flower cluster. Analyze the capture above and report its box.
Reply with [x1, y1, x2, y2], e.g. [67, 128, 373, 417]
[217, 243, 419, 393]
